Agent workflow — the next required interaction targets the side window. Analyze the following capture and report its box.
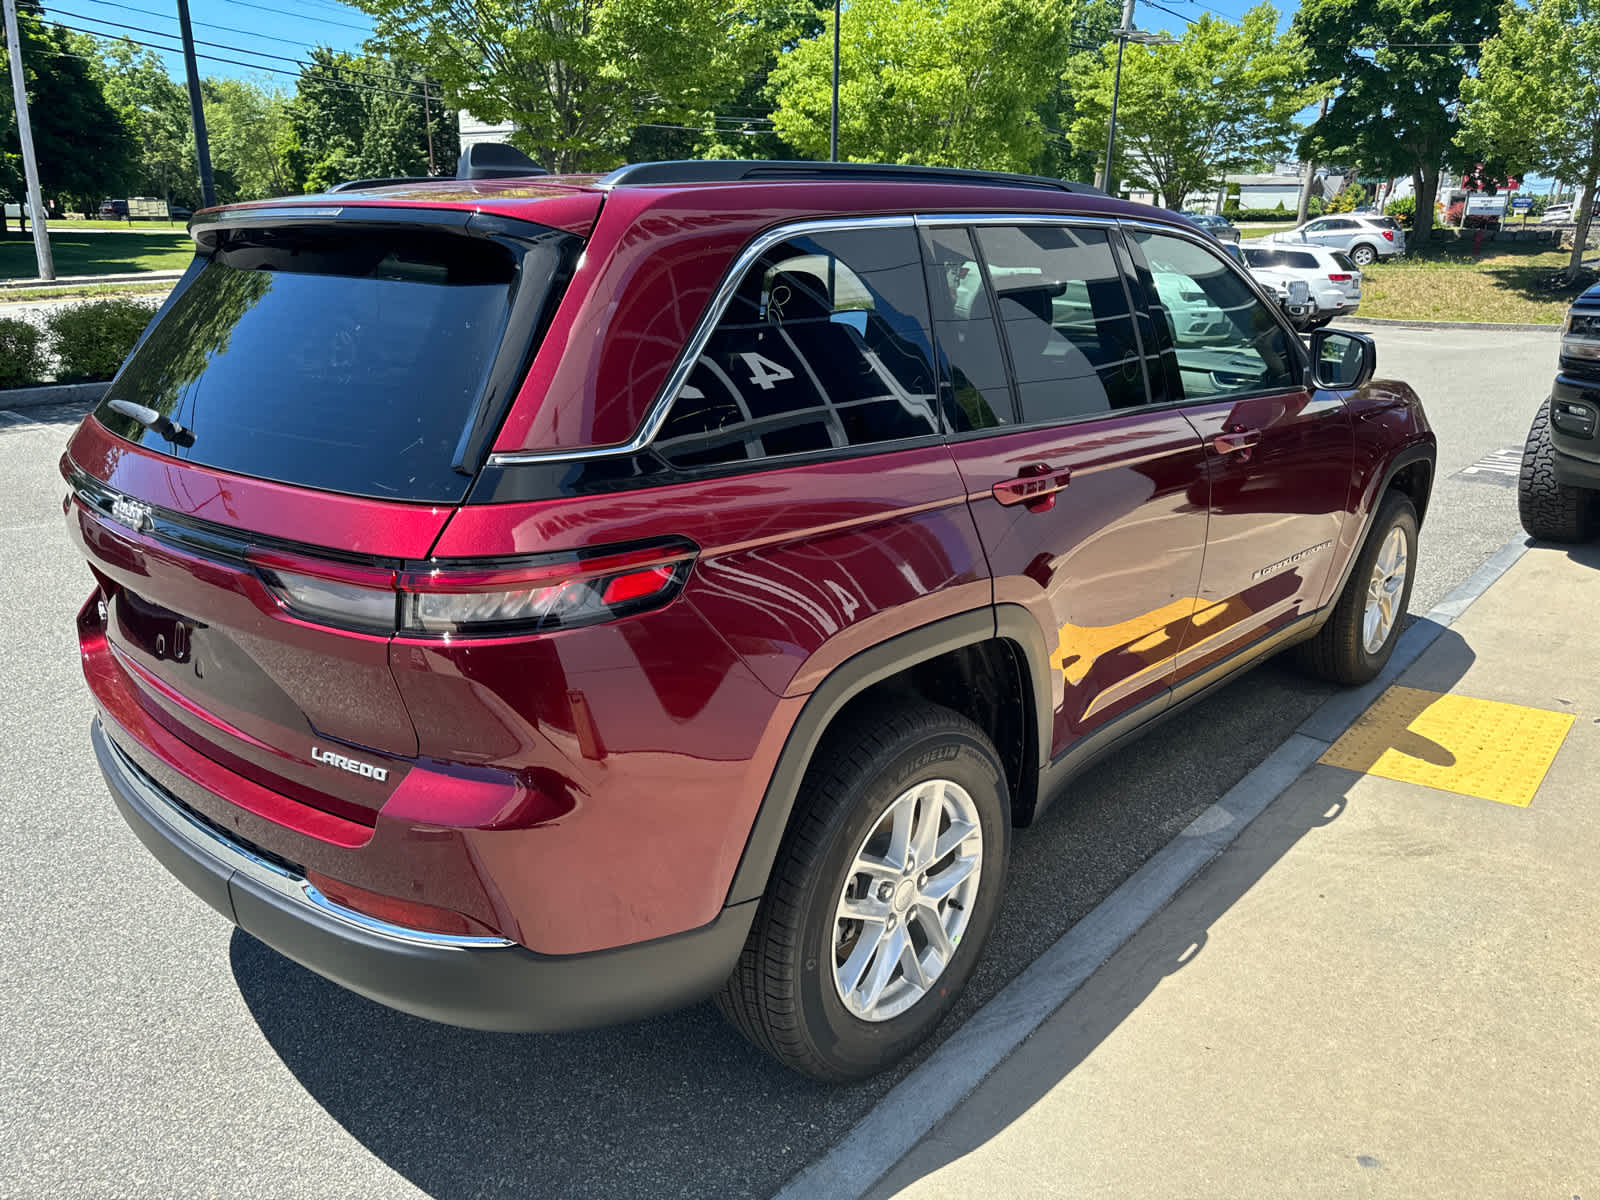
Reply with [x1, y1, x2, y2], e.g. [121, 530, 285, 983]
[1285, 251, 1320, 269]
[1128, 229, 1300, 402]
[655, 226, 939, 468]
[974, 224, 1147, 421]
[920, 225, 1015, 432]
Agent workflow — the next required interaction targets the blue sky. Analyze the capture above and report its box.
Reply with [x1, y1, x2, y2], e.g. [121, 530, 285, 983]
[58, 0, 375, 92]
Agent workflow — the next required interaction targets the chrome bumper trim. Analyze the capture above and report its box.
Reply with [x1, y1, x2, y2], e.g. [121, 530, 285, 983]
[101, 728, 515, 950]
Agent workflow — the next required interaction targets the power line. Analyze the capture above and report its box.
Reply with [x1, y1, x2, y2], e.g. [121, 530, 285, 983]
[210, 0, 371, 33]
[74, 0, 363, 50]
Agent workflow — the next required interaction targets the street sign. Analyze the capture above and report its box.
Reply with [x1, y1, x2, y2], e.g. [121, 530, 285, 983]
[1510, 197, 1534, 212]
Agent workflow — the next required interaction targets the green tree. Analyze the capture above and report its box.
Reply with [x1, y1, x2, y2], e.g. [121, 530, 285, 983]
[0, 2, 137, 226]
[768, 0, 1070, 170]
[1068, 6, 1310, 207]
[1292, 0, 1502, 243]
[352, 0, 780, 173]
[282, 49, 458, 192]
[75, 37, 196, 207]
[202, 77, 293, 203]
[1457, 0, 1600, 277]
[1033, 0, 1124, 182]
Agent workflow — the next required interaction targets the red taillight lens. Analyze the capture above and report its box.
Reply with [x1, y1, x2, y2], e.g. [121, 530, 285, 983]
[1328, 273, 1353, 282]
[251, 542, 695, 637]
[1382, 230, 1395, 241]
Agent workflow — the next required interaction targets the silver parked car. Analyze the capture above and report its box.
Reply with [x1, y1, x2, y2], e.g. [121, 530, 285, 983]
[1262, 214, 1405, 265]
[1240, 242, 1362, 326]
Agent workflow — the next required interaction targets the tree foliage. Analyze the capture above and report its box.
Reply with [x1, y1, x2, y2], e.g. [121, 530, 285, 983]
[281, 49, 456, 192]
[1458, 0, 1600, 276]
[768, 0, 1071, 171]
[1068, 5, 1309, 206]
[0, 2, 137, 224]
[1292, 0, 1501, 242]
[78, 37, 195, 207]
[202, 78, 296, 203]
[352, 0, 781, 173]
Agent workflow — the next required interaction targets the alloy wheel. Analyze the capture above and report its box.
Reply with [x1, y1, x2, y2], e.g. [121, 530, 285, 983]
[1363, 526, 1408, 653]
[831, 778, 983, 1022]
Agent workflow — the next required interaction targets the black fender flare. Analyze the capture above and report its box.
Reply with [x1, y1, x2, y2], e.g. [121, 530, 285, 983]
[724, 604, 1053, 905]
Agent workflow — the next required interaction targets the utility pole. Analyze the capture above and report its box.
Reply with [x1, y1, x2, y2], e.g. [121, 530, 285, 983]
[829, 0, 841, 161]
[422, 77, 436, 175]
[176, 0, 216, 208]
[1100, 0, 1174, 196]
[3, 0, 53, 279]
[1295, 94, 1329, 225]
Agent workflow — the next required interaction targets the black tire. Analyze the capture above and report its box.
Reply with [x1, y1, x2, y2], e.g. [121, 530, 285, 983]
[1518, 399, 1595, 543]
[1307, 315, 1333, 330]
[715, 703, 1010, 1081]
[1297, 489, 1418, 685]
[1349, 243, 1378, 266]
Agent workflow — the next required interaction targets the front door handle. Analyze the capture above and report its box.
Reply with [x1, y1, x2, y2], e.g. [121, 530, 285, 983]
[1212, 428, 1262, 456]
[993, 462, 1072, 513]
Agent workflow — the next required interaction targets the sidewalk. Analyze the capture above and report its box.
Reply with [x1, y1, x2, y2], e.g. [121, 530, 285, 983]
[868, 542, 1600, 1198]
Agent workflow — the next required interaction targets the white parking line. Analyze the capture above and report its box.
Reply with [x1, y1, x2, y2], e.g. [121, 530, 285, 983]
[774, 533, 1533, 1200]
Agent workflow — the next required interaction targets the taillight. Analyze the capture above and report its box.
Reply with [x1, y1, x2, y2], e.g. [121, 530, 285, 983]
[251, 541, 695, 637]
[1382, 230, 1395, 242]
[1328, 273, 1353, 282]
[305, 870, 502, 937]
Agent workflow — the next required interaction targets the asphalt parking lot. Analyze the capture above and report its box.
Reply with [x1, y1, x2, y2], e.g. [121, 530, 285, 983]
[0, 322, 1559, 1200]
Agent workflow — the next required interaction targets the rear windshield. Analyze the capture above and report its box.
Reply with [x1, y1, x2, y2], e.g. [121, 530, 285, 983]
[96, 225, 560, 502]
[1332, 252, 1358, 271]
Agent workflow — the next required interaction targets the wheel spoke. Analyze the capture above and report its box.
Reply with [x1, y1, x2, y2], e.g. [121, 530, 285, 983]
[912, 902, 955, 966]
[920, 853, 977, 902]
[898, 934, 932, 990]
[837, 894, 890, 924]
[932, 817, 978, 864]
[884, 793, 916, 871]
[858, 926, 905, 1012]
[910, 782, 942, 868]
[838, 925, 884, 997]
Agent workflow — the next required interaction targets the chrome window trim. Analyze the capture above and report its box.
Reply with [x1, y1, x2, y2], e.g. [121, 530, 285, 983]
[484, 214, 918, 467]
[102, 727, 515, 951]
[911, 212, 1122, 228]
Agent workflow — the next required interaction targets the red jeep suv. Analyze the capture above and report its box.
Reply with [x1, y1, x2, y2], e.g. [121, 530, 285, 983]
[64, 158, 1435, 1081]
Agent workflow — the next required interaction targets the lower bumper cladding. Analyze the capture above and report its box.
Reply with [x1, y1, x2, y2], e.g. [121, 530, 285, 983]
[91, 717, 755, 1032]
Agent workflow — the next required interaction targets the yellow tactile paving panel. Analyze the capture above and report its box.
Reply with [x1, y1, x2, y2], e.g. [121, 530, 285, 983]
[1319, 686, 1575, 807]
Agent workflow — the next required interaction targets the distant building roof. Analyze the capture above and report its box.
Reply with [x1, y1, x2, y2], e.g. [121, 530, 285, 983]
[1226, 173, 1304, 187]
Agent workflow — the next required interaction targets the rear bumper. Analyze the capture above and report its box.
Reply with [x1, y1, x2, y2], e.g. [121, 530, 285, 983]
[1551, 377, 1600, 489]
[93, 717, 754, 1032]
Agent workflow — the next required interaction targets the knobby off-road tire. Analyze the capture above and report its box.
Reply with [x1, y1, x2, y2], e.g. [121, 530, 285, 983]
[1297, 489, 1418, 685]
[1518, 399, 1595, 543]
[715, 704, 1010, 1081]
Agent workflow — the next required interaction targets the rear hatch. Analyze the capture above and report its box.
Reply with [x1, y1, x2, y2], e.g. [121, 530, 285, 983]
[67, 203, 588, 824]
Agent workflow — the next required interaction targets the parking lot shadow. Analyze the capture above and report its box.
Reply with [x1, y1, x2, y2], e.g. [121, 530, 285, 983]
[228, 647, 1414, 1200]
[871, 626, 1476, 1198]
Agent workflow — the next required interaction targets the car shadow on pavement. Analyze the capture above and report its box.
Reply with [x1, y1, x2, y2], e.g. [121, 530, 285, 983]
[229, 653, 1382, 1200]
[868, 627, 1475, 1198]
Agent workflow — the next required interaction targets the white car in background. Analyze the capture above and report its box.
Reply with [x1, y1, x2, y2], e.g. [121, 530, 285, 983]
[1260, 214, 1404, 265]
[1240, 242, 1362, 327]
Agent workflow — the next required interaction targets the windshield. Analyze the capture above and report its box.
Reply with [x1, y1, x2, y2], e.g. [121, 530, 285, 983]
[95, 224, 571, 502]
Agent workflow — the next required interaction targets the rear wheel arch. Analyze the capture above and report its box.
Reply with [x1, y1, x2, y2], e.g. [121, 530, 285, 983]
[724, 607, 1052, 907]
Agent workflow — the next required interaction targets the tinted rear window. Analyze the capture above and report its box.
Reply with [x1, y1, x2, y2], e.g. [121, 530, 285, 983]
[96, 226, 554, 502]
[1332, 252, 1357, 271]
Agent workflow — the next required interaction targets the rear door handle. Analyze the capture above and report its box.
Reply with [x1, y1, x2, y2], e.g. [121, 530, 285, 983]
[992, 463, 1072, 513]
[1212, 428, 1262, 456]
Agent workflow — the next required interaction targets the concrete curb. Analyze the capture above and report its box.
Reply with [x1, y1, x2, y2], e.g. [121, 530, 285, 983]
[0, 382, 107, 410]
[0, 271, 184, 292]
[1344, 316, 1559, 333]
[775, 532, 1535, 1200]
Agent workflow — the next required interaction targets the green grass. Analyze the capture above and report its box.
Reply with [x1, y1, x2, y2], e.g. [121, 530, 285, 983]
[0, 281, 177, 303]
[54, 218, 190, 231]
[0, 231, 194, 281]
[1359, 237, 1594, 324]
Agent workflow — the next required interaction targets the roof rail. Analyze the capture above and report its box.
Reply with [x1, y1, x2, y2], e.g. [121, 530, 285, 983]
[597, 160, 1105, 195]
[326, 176, 431, 193]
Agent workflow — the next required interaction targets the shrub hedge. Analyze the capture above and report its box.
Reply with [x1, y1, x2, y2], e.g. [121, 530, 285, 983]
[0, 296, 159, 391]
[0, 318, 48, 389]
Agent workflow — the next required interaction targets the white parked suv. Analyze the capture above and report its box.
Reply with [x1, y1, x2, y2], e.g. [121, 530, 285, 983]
[1240, 243, 1362, 326]
[1262, 214, 1404, 265]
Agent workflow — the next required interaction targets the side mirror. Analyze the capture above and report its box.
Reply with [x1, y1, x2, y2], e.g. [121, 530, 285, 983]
[1309, 328, 1376, 390]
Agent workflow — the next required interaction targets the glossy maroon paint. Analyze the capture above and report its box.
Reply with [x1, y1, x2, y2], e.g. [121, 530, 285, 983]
[947, 413, 1210, 756]
[1173, 387, 1354, 676]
